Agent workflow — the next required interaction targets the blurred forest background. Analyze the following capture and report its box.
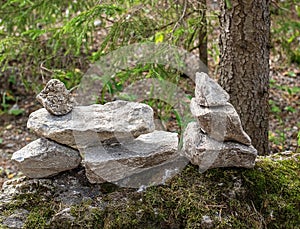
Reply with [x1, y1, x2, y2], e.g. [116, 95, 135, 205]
[0, 0, 299, 155]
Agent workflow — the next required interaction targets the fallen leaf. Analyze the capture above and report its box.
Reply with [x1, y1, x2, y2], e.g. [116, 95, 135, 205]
[6, 124, 13, 130]
[7, 173, 15, 179]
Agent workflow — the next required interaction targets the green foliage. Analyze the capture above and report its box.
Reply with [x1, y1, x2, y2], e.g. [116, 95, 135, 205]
[0, 90, 24, 115]
[269, 130, 286, 151]
[0, 0, 206, 80]
[271, 1, 300, 64]
[0, 0, 206, 127]
[8, 108, 24, 116]
[269, 77, 299, 152]
[297, 131, 300, 152]
[225, 0, 232, 9]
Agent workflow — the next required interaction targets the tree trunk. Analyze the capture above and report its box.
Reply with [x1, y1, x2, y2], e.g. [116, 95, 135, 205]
[199, 0, 207, 66]
[218, 0, 270, 155]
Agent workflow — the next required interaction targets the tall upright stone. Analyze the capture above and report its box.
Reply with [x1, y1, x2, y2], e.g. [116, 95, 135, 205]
[190, 98, 251, 145]
[195, 72, 229, 107]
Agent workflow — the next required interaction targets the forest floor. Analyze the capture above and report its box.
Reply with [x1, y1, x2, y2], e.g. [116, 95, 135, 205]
[0, 57, 299, 189]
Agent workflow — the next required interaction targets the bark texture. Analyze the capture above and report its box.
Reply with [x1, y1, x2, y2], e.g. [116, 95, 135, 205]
[219, 0, 270, 155]
[199, 0, 207, 65]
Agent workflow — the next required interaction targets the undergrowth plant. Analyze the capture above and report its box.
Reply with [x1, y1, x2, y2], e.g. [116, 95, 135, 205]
[271, 0, 300, 64]
[269, 77, 299, 153]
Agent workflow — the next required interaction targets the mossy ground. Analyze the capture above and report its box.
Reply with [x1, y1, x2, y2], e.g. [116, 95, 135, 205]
[1, 152, 299, 229]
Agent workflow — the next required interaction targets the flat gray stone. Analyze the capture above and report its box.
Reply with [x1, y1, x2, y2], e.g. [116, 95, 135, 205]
[27, 100, 155, 149]
[195, 72, 230, 107]
[182, 122, 257, 170]
[83, 131, 183, 187]
[11, 138, 81, 178]
[190, 98, 252, 146]
[115, 155, 189, 188]
[36, 79, 74, 116]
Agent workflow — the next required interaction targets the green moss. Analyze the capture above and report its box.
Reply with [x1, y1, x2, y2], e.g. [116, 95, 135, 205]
[23, 206, 54, 229]
[242, 153, 300, 228]
[4, 182, 59, 229]
[68, 201, 105, 228]
[3, 153, 299, 228]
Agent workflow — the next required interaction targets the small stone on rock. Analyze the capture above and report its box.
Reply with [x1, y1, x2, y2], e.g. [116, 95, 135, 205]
[36, 79, 74, 116]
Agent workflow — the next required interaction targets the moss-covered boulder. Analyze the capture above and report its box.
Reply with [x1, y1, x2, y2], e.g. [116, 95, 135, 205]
[0, 152, 299, 229]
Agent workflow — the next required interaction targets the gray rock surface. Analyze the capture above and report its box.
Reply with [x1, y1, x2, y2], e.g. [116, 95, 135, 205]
[2, 209, 29, 229]
[27, 100, 155, 149]
[182, 122, 257, 170]
[114, 156, 189, 188]
[0, 168, 102, 219]
[190, 98, 251, 146]
[195, 72, 230, 107]
[201, 215, 214, 229]
[84, 130, 181, 187]
[50, 208, 75, 228]
[11, 138, 82, 178]
[36, 79, 74, 116]
[0, 172, 103, 228]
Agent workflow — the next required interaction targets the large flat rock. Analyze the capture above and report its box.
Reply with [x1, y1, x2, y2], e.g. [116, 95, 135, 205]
[182, 122, 257, 170]
[27, 100, 155, 149]
[190, 98, 252, 146]
[83, 131, 184, 187]
[11, 138, 81, 178]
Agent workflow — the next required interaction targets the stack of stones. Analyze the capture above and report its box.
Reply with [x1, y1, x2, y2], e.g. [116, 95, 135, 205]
[182, 72, 257, 170]
[12, 79, 185, 188]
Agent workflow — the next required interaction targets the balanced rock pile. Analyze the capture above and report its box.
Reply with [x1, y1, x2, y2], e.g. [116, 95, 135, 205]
[182, 72, 257, 170]
[12, 79, 184, 188]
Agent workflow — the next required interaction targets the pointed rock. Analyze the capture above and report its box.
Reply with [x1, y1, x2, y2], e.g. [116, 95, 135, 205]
[182, 122, 257, 170]
[195, 72, 230, 107]
[11, 138, 81, 178]
[83, 131, 183, 187]
[27, 100, 155, 149]
[36, 79, 74, 116]
[190, 98, 252, 146]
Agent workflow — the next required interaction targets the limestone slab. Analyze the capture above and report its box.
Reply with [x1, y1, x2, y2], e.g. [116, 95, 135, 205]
[190, 98, 251, 146]
[83, 131, 183, 187]
[182, 122, 257, 170]
[27, 100, 155, 149]
[11, 138, 81, 178]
